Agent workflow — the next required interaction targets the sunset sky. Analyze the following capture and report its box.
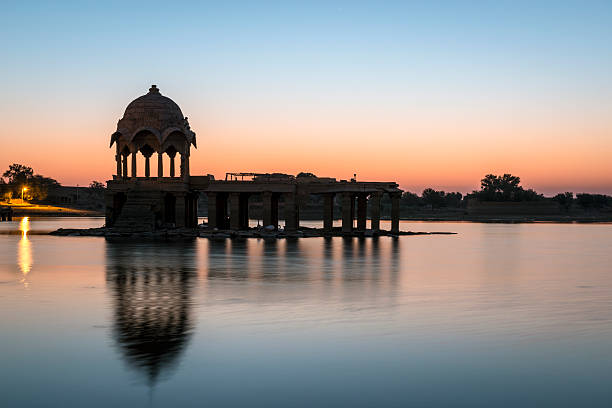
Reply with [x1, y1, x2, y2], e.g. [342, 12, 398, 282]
[1, 1, 611, 195]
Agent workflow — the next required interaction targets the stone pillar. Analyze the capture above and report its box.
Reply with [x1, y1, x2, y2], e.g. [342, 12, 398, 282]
[341, 192, 353, 233]
[283, 192, 298, 232]
[207, 192, 217, 229]
[131, 152, 137, 179]
[357, 193, 367, 231]
[239, 193, 249, 229]
[157, 152, 163, 179]
[122, 154, 128, 179]
[230, 192, 241, 230]
[144, 155, 151, 178]
[323, 193, 334, 232]
[391, 193, 400, 234]
[370, 192, 381, 231]
[169, 154, 176, 177]
[115, 146, 121, 177]
[262, 192, 279, 229]
[175, 193, 186, 227]
[179, 154, 184, 178]
[183, 154, 190, 182]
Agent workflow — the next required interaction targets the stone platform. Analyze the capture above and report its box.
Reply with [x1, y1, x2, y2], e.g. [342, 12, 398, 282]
[50, 226, 456, 240]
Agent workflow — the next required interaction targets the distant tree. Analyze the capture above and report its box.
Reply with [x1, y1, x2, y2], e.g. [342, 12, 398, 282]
[422, 188, 446, 208]
[89, 181, 105, 190]
[27, 175, 60, 201]
[1, 164, 59, 201]
[2, 163, 34, 185]
[576, 193, 612, 209]
[296, 172, 317, 178]
[553, 192, 574, 211]
[471, 173, 540, 202]
[401, 191, 420, 206]
[497, 174, 522, 200]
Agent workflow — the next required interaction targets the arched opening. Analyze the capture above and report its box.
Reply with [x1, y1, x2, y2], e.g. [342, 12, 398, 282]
[164, 193, 176, 225]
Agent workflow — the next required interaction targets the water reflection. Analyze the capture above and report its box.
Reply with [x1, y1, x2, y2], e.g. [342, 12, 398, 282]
[105, 240, 198, 387]
[204, 237, 401, 291]
[18, 217, 32, 287]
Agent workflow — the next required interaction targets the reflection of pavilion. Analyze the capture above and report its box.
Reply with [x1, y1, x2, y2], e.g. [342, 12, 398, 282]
[105, 240, 197, 386]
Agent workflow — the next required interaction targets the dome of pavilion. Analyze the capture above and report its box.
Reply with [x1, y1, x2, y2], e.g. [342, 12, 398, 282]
[110, 85, 196, 152]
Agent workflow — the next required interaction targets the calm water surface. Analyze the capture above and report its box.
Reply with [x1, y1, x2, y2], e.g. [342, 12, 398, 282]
[1, 217, 611, 407]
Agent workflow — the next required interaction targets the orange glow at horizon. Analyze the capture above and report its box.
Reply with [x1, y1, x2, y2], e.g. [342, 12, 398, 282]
[2, 93, 611, 196]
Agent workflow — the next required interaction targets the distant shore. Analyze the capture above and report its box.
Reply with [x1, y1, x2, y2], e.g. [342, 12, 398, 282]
[0, 202, 103, 217]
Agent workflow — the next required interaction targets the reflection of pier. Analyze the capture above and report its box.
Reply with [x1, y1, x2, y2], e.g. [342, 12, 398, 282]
[105, 241, 197, 385]
[104, 86, 402, 234]
[0, 206, 13, 221]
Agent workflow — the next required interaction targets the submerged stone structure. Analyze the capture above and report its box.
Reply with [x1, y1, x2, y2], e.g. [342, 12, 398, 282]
[105, 86, 402, 234]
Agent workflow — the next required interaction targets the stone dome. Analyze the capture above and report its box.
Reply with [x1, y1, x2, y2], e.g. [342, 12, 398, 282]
[110, 85, 196, 152]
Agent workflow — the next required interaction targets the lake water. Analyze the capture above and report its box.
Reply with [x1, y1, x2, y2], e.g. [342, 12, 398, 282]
[1, 217, 611, 407]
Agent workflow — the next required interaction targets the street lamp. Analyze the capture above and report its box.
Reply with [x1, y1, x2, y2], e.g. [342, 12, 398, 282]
[22, 187, 28, 202]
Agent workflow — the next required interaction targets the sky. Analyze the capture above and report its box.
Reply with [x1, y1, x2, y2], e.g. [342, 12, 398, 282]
[1, 0, 611, 195]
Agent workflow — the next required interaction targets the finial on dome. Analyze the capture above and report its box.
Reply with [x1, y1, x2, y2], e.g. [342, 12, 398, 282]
[149, 85, 159, 93]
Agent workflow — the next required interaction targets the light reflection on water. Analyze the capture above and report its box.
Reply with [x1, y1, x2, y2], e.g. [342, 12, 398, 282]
[1, 218, 612, 407]
[18, 217, 32, 287]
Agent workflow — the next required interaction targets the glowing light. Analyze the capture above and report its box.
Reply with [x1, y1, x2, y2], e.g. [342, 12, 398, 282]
[18, 217, 32, 287]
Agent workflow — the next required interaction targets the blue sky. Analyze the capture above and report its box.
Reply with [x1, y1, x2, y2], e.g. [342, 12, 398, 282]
[1, 1, 611, 193]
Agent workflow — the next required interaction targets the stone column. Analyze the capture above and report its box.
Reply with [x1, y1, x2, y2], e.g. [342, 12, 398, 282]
[370, 192, 381, 231]
[131, 152, 137, 179]
[207, 192, 217, 229]
[157, 152, 163, 179]
[341, 192, 353, 233]
[391, 193, 400, 234]
[262, 192, 279, 229]
[175, 193, 186, 227]
[230, 192, 241, 230]
[169, 153, 176, 177]
[357, 193, 367, 231]
[283, 192, 298, 232]
[323, 193, 334, 232]
[122, 154, 128, 179]
[115, 145, 121, 177]
[144, 155, 151, 178]
[183, 154, 190, 182]
[239, 193, 249, 229]
[180, 154, 185, 179]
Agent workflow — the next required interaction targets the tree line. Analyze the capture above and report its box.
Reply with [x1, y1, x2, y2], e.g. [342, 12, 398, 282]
[1, 163, 104, 202]
[398, 173, 611, 210]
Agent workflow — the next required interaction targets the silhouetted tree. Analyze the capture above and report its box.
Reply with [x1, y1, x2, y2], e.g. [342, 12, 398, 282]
[89, 181, 105, 190]
[2, 163, 34, 185]
[553, 192, 574, 211]
[2, 163, 59, 200]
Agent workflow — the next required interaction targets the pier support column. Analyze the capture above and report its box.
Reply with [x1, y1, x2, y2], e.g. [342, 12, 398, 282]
[323, 193, 334, 232]
[230, 193, 241, 230]
[207, 192, 217, 229]
[157, 153, 163, 179]
[357, 193, 367, 231]
[262, 192, 279, 229]
[175, 193, 186, 227]
[370, 192, 381, 231]
[131, 152, 137, 179]
[283, 192, 299, 232]
[391, 192, 400, 234]
[341, 192, 354, 233]
[239, 193, 250, 229]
